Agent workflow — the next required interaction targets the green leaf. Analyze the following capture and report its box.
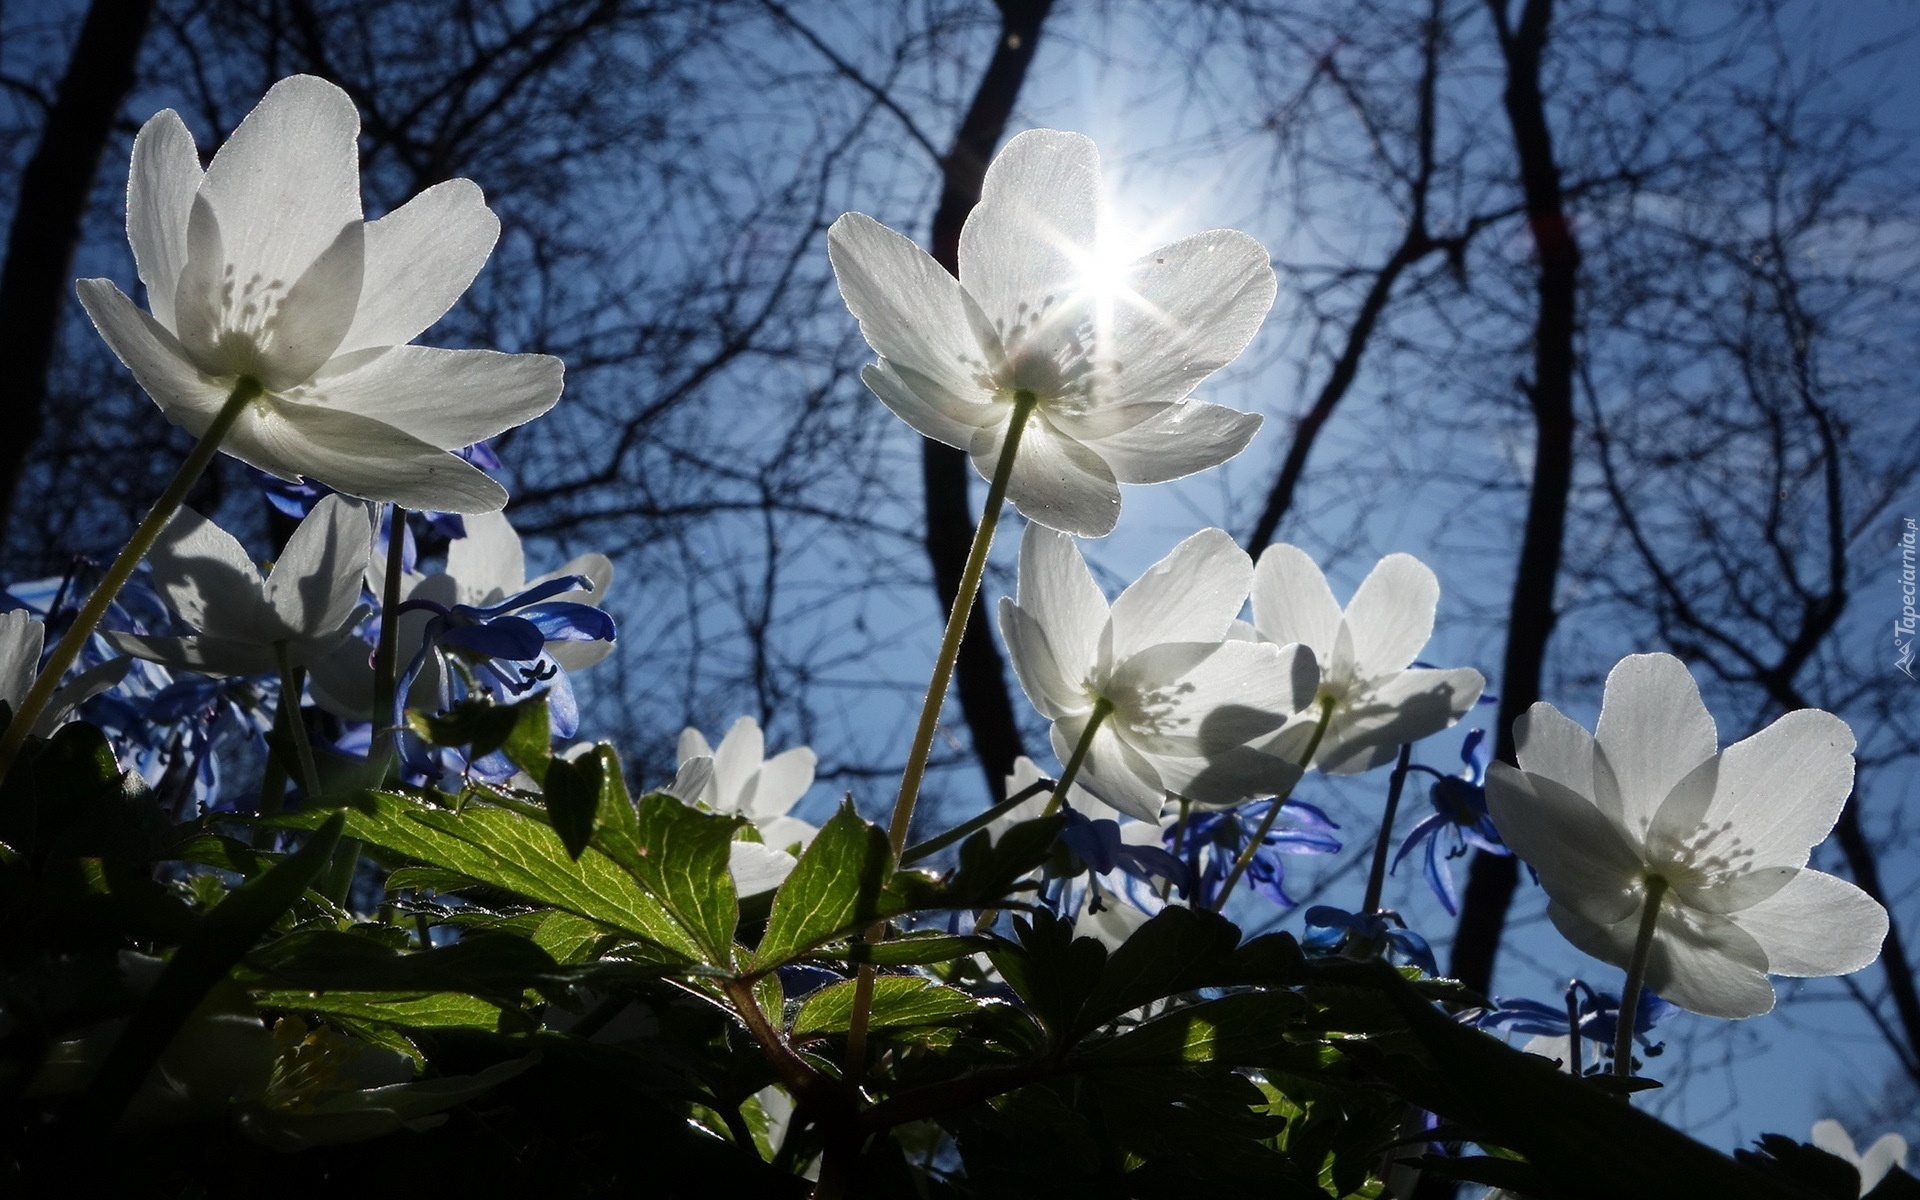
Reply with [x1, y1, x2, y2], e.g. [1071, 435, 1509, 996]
[276, 792, 704, 964]
[891, 815, 1061, 913]
[543, 750, 603, 860]
[256, 988, 507, 1031]
[78, 812, 344, 1130]
[245, 929, 561, 1006]
[829, 931, 987, 967]
[754, 800, 894, 970]
[1074, 992, 1308, 1068]
[601, 792, 743, 968]
[502, 697, 553, 781]
[406, 695, 534, 760]
[790, 976, 987, 1037]
[1079, 906, 1245, 1030]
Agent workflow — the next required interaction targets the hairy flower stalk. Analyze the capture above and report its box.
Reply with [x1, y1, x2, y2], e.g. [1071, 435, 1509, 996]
[1360, 743, 1416, 915]
[0, 377, 260, 782]
[1615, 875, 1670, 1078]
[1041, 697, 1112, 818]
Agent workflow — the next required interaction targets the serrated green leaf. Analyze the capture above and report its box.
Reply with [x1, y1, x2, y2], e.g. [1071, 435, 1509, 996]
[790, 975, 988, 1037]
[604, 793, 742, 968]
[383, 865, 484, 894]
[256, 988, 507, 1030]
[754, 800, 894, 970]
[502, 698, 553, 781]
[1080, 906, 1244, 1030]
[276, 792, 703, 964]
[244, 929, 561, 1006]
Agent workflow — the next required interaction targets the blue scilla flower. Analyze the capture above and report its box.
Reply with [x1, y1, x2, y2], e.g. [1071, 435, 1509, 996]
[94, 671, 275, 816]
[394, 574, 615, 738]
[1302, 905, 1438, 977]
[1056, 806, 1191, 896]
[1478, 980, 1677, 1073]
[1180, 798, 1341, 910]
[1391, 728, 1509, 915]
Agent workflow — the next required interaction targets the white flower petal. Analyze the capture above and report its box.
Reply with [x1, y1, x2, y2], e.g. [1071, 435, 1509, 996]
[1859, 1134, 1909, 1192]
[860, 361, 1000, 450]
[750, 746, 816, 821]
[1153, 743, 1303, 809]
[258, 218, 364, 391]
[1342, 553, 1437, 679]
[1, 610, 44, 709]
[1109, 640, 1297, 756]
[1250, 543, 1342, 659]
[979, 418, 1120, 537]
[197, 75, 362, 297]
[335, 178, 500, 355]
[446, 511, 526, 605]
[1703, 709, 1855, 868]
[958, 129, 1098, 331]
[97, 632, 279, 677]
[1594, 653, 1718, 839]
[756, 815, 818, 853]
[75, 280, 231, 428]
[676, 726, 714, 766]
[999, 599, 1086, 721]
[224, 399, 507, 513]
[1107, 528, 1250, 660]
[266, 494, 372, 638]
[313, 345, 563, 451]
[710, 716, 767, 813]
[1054, 716, 1164, 823]
[1729, 868, 1888, 978]
[1100, 228, 1277, 408]
[1643, 906, 1776, 1019]
[728, 840, 797, 897]
[126, 109, 203, 330]
[1483, 763, 1643, 925]
[148, 505, 267, 637]
[1013, 524, 1105, 682]
[828, 212, 993, 404]
[1812, 1120, 1859, 1164]
[1511, 702, 1598, 809]
[1074, 399, 1261, 485]
[1313, 666, 1484, 775]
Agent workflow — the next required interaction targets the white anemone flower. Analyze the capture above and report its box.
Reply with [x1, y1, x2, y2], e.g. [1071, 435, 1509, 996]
[1, 610, 131, 739]
[827, 129, 1276, 537]
[1484, 653, 1889, 1019]
[1811, 1119, 1908, 1195]
[101, 494, 371, 676]
[676, 717, 819, 896]
[77, 75, 562, 514]
[1251, 544, 1483, 774]
[998, 525, 1318, 823]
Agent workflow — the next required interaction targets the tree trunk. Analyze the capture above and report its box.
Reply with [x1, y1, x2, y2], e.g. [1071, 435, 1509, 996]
[0, 0, 156, 543]
[915, 0, 1055, 805]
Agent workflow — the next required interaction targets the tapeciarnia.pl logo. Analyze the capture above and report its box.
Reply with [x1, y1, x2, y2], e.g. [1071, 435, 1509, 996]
[1898, 517, 1917, 680]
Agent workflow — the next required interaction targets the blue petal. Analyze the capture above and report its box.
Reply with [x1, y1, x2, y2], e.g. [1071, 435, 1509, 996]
[523, 602, 617, 643]
[441, 615, 548, 661]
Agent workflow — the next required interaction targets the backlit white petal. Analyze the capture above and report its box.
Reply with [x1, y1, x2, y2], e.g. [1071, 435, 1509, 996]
[75, 280, 231, 428]
[1484, 764, 1642, 925]
[313, 345, 563, 451]
[828, 212, 994, 405]
[1704, 709, 1855, 868]
[1594, 654, 1718, 839]
[980, 418, 1120, 537]
[1013, 524, 1106, 683]
[1250, 544, 1342, 659]
[1108, 528, 1250, 659]
[1077, 399, 1261, 485]
[335, 178, 500, 355]
[1730, 869, 1887, 978]
[999, 599, 1087, 721]
[446, 511, 527, 605]
[224, 399, 507, 513]
[1342, 553, 1437, 679]
[1099, 229, 1276, 409]
[148, 505, 267, 636]
[197, 75, 362, 299]
[266, 494, 372, 637]
[126, 109, 203, 330]
[958, 129, 1098, 333]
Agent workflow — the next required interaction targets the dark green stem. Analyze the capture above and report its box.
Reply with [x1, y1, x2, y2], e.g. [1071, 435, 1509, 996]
[1210, 696, 1335, 911]
[0, 377, 261, 782]
[1615, 876, 1669, 1079]
[1361, 742, 1415, 915]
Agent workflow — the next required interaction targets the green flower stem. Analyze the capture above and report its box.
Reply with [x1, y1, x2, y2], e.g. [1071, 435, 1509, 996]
[848, 390, 1038, 1080]
[369, 504, 410, 776]
[1210, 696, 1336, 912]
[0, 377, 262, 784]
[1360, 742, 1416, 915]
[273, 642, 321, 800]
[1615, 875, 1669, 1079]
[1040, 698, 1112, 818]
[886, 390, 1037, 858]
[900, 778, 1051, 866]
